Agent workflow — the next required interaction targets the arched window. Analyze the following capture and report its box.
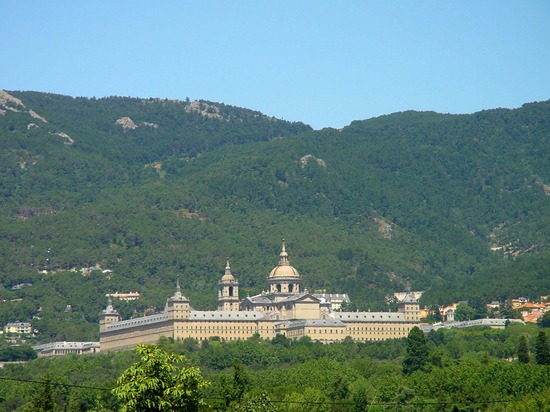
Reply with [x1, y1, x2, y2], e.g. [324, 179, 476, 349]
[288, 284, 294, 292]
[277, 284, 282, 293]
[229, 286, 234, 296]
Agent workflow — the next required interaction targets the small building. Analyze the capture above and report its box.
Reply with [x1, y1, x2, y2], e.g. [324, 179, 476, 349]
[312, 293, 351, 311]
[4, 322, 32, 334]
[511, 297, 529, 309]
[33, 341, 100, 357]
[106, 292, 141, 301]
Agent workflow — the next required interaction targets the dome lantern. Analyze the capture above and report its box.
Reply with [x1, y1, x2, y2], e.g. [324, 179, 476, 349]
[267, 239, 303, 295]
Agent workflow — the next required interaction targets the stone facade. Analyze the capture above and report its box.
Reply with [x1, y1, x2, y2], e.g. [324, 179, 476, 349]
[100, 241, 420, 352]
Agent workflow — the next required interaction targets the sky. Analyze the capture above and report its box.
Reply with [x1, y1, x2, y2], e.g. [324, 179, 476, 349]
[2, 1, 549, 129]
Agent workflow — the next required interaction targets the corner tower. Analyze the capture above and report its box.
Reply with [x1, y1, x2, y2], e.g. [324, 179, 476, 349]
[267, 240, 303, 296]
[99, 296, 122, 333]
[165, 279, 191, 320]
[218, 258, 240, 311]
[398, 281, 420, 322]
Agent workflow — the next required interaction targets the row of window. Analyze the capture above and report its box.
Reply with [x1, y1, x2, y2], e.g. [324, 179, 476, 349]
[177, 326, 257, 332]
[348, 326, 408, 331]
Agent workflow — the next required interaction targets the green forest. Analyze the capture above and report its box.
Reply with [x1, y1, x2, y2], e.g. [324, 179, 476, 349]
[0, 324, 549, 411]
[0, 90, 549, 341]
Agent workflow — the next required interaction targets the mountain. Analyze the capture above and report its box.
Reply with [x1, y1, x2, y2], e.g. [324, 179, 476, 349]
[0, 90, 548, 341]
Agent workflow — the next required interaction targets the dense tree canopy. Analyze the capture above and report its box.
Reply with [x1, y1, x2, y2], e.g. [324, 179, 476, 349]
[0, 324, 548, 411]
[0, 91, 549, 342]
[112, 344, 209, 412]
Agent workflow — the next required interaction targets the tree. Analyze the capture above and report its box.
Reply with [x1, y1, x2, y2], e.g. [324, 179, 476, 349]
[454, 303, 480, 321]
[538, 311, 550, 328]
[534, 331, 550, 365]
[218, 361, 252, 409]
[232, 361, 250, 403]
[424, 305, 443, 323]
[112, 344, 209, 412]
[499, 300, 521, 319]
[233, 391, 278, 412]
[517, 335, 530, 364]
[402, 326, 429, 375]
[29, 377, 54, 412]
[283, 387, 331, 412]
[271, 334, 291, 348]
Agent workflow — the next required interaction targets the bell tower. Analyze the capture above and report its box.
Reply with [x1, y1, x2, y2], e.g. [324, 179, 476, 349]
[218, 258, 240, 311]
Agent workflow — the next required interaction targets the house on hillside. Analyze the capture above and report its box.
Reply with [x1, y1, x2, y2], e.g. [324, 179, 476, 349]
[106, 292, 140, 301]
[4, 322, 32, 334]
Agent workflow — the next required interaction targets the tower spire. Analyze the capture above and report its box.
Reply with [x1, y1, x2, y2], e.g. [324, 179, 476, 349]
[104, 295, 116, 314]
[403, 277, 416, 302]
[170, 277, 187, 301]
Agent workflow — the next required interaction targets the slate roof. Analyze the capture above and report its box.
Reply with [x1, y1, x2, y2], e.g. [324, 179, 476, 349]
[284, 318, 347, 328]
[333, 312, 407, 322]
[106, 313, 168, 331]
[33, 341, 99, 352]
[188, 311, 265, 321]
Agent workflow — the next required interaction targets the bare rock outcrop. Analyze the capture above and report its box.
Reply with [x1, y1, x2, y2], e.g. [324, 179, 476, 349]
[374, 217, 393, 239]
[115, 117, 159, 130]
[300, 154, 327, 169]
[0, 90, 26, 109]
[116, 117, 138, 130]
[0, 91, 48, 122]
[184, 100, 225, 120]
[52, 132, 75, 145]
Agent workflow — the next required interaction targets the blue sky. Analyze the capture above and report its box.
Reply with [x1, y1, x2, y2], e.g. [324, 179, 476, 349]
[2, 1, 549, 129]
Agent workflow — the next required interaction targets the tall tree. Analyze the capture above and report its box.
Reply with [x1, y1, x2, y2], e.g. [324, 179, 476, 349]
[538, 311, 550, 328]
[402, 326, 429, 375]
[112, 344, 209, 412]
[29, 377, 54, 412]
[534, 331, 550, 365]
[517, 335, 530, 364]
[232, 361, 250, 404]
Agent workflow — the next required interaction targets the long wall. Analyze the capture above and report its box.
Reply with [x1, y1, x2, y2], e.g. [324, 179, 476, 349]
[100, 312, 419, 351]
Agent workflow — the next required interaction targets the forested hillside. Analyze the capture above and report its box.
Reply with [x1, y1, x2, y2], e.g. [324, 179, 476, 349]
[0, 90, 548, 341]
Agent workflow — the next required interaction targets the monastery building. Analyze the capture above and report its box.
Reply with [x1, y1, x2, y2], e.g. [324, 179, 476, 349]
[100, 241, 420, 351]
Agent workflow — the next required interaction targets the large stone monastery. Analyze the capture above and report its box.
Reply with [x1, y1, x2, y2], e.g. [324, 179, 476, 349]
[99, 241, 420, 352]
